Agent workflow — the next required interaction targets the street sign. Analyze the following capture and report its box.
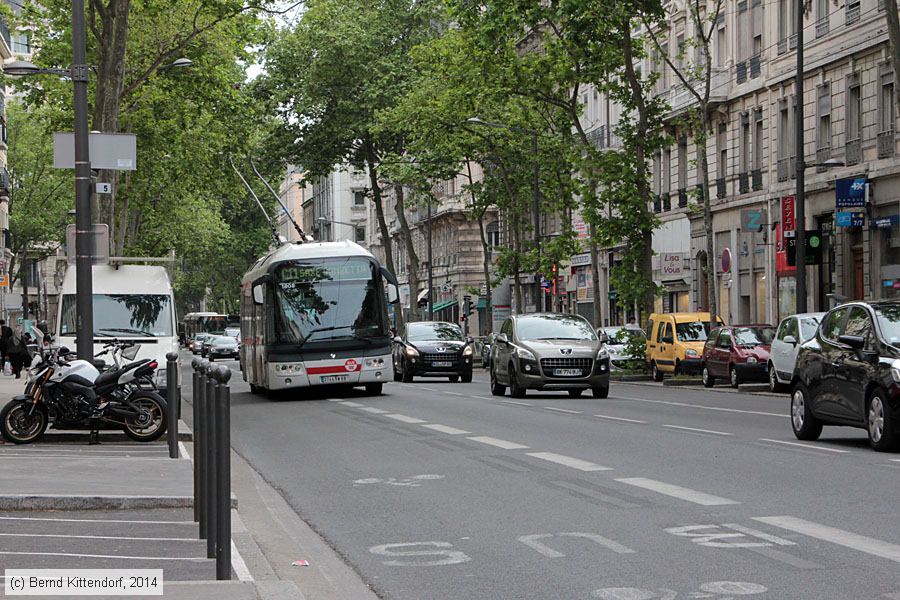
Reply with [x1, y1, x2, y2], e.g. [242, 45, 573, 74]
[741, 208, 765, 232]
[0, 275, 8, 287]
[65, 223, 110, 265]
[53, 132, 137, 170]
[721, 247, 732, 273]
[786, 229, 823, 266]
[872, 215, 900, 229]
[95, 182, 112, 194]
[608, 290, 618, 301]
[836, 211, 865, 228]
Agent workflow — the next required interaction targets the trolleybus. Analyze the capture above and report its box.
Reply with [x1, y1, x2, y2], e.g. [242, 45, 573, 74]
[240, 240, 398, 395]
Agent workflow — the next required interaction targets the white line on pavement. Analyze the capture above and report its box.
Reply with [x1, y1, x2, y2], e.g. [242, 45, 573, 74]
[753, 516, 900, 563]
[0, 551, 208, 561]
[543, 407, 582, 415]
[0, 533, 197, 542]
[500, 400, 532, 407]
[444, 391, 466, 397]
[593, 414, 647, 424]
[663, 424, 734, 436]
[526, 452, 611, 472]
[890, 459, 900, 463]
[421, 424, 471, 435]
[327, 399, 344, 402]
[341, 401, 364, 407]
[385, 414, 426, 424]
[610, 395, 784, 418]
[231, 540, 254, 582]
[759, 438, 849, 453]
[358, 406, 389, 414]
[615, 477, 740, 506]
[467, 436, 530, 450]
[419, 386, 438, 392]
[0, 456, 175, 461]
[178, 442, 190, 460]
[0, 516, 194, 525]
[722, 523, 795, 546]
[473, 395, 494, 400]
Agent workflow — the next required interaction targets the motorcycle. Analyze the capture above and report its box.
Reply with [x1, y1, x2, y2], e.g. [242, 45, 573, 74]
[0, 342, 168, 444]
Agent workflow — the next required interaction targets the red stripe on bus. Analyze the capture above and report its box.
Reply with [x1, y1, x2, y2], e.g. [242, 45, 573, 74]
[307, 364, 362, 374]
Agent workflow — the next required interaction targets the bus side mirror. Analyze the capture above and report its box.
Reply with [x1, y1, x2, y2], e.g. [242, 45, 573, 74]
[252, 284, 265, 305]
[387, 283, 400, 305]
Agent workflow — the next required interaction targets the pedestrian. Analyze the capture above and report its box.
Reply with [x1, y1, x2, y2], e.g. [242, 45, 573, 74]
[0, 319, 10, 374]
[7, 326, 31, 379]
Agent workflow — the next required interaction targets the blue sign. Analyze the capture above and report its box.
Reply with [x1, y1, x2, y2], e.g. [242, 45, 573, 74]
[884, 279, 895, 288]
[836, 211, 865, 227]
[835, 177, 867, 208]
[872, 215, 900, 229]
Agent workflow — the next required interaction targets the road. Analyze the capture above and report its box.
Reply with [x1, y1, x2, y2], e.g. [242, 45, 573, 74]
[191, 359, 900, 600]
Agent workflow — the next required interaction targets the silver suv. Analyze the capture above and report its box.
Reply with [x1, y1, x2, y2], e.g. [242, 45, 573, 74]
[490, 313, 611, 398]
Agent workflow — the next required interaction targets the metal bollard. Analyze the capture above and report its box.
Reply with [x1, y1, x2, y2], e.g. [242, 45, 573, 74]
[166, 353, 179, 459]
[198, 359, 210, 539]
[205, 362, 218, 559]
[191, 359, 201, 523]
[214, 365, 232, 580]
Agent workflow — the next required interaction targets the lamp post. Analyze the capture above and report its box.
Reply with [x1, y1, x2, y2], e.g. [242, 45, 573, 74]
[467, 117, 543, 312]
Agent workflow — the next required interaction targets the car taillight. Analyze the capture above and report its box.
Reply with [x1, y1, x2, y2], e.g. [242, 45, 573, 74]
[148, 361, 158, 369]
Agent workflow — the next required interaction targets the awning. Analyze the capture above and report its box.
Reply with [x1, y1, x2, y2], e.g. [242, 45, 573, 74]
[432, 299, 457, 312]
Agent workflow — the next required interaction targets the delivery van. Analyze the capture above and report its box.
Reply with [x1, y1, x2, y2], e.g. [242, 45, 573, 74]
[646, 312, 724, 381]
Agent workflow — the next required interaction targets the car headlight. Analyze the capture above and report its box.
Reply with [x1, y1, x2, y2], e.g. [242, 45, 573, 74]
[597, 346, 609, 359]
[405, 346, 419, 357]
[891, 359, 900, 383]
[746, 356, 758, 364]
[463, 345, 473, 356]
[516, 347, 537, 361]
[685, 349, 698, 357]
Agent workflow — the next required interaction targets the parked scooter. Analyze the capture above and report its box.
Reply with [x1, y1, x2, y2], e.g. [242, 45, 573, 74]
[0, 342, 168, 444]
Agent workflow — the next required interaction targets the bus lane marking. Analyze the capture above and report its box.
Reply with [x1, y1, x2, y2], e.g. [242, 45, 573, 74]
[358, 407, 389, 414]
[385, 414, 426, 424]
[615, 478, 739, 506]
[467, 436, 529, 450]
[526, 452, 611, 472]
[753, 516, 900, 563]
[368, 542, 471, 566]
[421, 424, 471, 435]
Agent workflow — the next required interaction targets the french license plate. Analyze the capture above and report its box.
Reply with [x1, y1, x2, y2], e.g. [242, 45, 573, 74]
[320, 375, 349, 383]
[432, 361, 453, 367]
[554, 368, 581, 377]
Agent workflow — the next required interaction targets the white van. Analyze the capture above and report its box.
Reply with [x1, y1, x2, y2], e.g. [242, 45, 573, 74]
[55, 264, 179, 395]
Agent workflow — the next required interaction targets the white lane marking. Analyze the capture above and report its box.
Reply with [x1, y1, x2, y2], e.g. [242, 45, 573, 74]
[543, 407, 582, 414]
[500, 400, 532, 407]
[419, 386, 439, 392]
[593, 414, 647, 424]
[754, 516, 900, 563]
[560, 532, 635, 554]
[611, 395, 784, 417]
[231, 539, 254, 582]
[517, 534, 564, 558]
[759, 438, 849, 453]
[722, 523, 796, 546]
[526, 452, 611, 472]
[0, 532, 196, 542]
[0, 551, 207, 561]
[385, 414, 426, 424]
[467, 436, 529, 450]
[0, 516, 194, 525]
[615, 477, 740, 506]
[327, 398, 344, 402]
[421, 424, 471, 435]
[444, 391, 466, 397]
[178, 441, 190, 460]
[473, 396, 493, 400]
[358, 406, 389, 414]
[342, 401, 364, 407]
[663, 424, 733, 436]
[889, 459, 900, 463]
[0, 456, 175, 461]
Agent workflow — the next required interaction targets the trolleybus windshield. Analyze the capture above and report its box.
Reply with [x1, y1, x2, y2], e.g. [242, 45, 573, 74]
[274, 258, 387, 345]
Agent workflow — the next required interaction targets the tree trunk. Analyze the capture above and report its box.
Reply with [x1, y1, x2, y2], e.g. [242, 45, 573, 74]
[696, 107, 719, 328]
[393, 184, 420, 327]
[363, 139, 400, 326]
[886, 0, 900, 118]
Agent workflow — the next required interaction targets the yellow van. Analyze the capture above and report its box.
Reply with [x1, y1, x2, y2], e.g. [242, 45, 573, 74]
[646, 312, 725, 381]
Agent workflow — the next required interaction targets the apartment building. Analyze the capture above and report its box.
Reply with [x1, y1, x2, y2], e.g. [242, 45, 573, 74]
[305, 167, 370, 244]
[276, 165, 307, 242]
[0, 4, 19, 320]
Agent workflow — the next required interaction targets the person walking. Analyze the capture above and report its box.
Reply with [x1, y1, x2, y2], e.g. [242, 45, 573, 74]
[0, 319, 10, 374]
[7, 326, 30, 379]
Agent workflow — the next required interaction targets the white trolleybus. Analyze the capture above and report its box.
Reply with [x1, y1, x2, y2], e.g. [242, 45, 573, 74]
[240, 240, 399, 396]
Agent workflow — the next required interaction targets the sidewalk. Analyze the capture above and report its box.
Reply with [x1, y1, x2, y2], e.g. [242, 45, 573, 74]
[0, 377, 302, 599]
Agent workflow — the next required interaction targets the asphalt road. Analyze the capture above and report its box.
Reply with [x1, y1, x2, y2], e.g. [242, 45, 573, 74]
[192, 358, 900, 600]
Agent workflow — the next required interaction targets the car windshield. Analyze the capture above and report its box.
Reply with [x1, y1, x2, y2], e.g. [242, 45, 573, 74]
[60, 293, 173, 337]
[799, 317, 821, 340]
[517, 315, 597, 341]
[733, 326, 775, 347]
[875, 304, 900, 344]
[274, 258, 388, 344]
[676, 321, 714, 342]
[212, 336, 236, 347]
[408, 322, 464, 341]
[225, 327, 240, 338]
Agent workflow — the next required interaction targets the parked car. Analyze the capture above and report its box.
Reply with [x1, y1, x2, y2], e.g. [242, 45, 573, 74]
[768, 312, 825, 392]
[646, 312, 724, 381]
[481, 333, 494, 368]
[490, 313, 610, 399]
[392, 321, 474, 383]
[208, 335, 239, 361]
[190, 333, 212, 355]
[701, 325, 776, 388]
[791, 300, 900, 451]
[601, 326, 646, 370]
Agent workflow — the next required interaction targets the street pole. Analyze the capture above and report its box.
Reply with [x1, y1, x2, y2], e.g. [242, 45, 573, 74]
[532, 132, 541, 313]
[72, 0, 94, 360]
[427, 200, 433, 320]
[794, 0, 807, 314]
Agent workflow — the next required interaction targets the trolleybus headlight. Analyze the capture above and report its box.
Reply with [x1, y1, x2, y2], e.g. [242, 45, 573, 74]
[276, 363, 305, 375]
[365, 358, 385, 368]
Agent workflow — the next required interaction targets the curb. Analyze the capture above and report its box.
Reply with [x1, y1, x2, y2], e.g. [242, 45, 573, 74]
[610, 374, 652, 382]
[662, 379, 703, 387]
[39, 419, 193, 443]
[0, 493, 237, 511]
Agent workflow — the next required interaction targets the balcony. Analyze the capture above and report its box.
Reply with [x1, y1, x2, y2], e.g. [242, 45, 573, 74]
[777, 34, 798, 56]
[661, 192, 671, 211]
[738, 172, 750, 194]
[653, 195, 662, 213]
[751, 168, 763, 190]
[0, 168, 9, 195]
[749, 55, 761, 78]
[777, 157, 795, 182]
[846, 1, 860, 24]
[585, 124, 621, 151]
[815, 16, 829, 37]
[877, 130, 895, 158]
[716, 177, 726, 199]
[846, 138, 862, 166]
[662, 67, 731, 118]
[736, 61, 747, 84]
[815, 146, 832, 172]
[678, 188, 688, 208]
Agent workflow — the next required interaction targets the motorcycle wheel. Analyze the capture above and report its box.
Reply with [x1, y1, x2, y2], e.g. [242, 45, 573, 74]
[122, 392, 168, 443]
[0, 399, 48, 444]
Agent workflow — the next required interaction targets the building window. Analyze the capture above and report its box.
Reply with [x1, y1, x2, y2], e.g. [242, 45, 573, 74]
[816, 0, 830, 36]
[740, 113, 750, 174]
[653, 153, 662, 194]
[778, 0, 797, 52]
[817, 83, 832, 150]
[880, 68, 895, 134]
[486, 221, 500, 250]
[737, 0, 749, 63]
[353, 190, 366, 205]
[662, 147, 671, 193]
[10, 33, 31, 55]
[716, 15, 726, 67]
[677, 137, 687, 190]
[355, 226, 366, 243]
[718, 122, 729, 179]
[846, 0, 860, 24]
[753, 108, 764, 171]
[847, 75, 862, 141]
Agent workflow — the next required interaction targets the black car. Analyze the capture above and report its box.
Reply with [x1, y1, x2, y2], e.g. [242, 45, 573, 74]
[791, 300, 900, 451]
[392, 321, 474, 383]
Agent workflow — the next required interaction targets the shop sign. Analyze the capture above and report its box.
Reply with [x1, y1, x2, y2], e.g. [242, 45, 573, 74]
[786, 230, 823, 266]
[872, 215, 900, 229]
[835, 177, 867, 208]
[884, 280, 895, 288]
[836, 211, 865, 228]
[740, 208, 765, 232]
[570, 253, 592, 267]
[894, 282, 900, 290]
[572, 216, 589, 239]
[782, 196, 796, 237]
[660, 252, 685, 279]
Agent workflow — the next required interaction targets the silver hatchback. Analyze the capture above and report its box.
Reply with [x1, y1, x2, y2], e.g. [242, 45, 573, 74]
[490, 313, 611, 398]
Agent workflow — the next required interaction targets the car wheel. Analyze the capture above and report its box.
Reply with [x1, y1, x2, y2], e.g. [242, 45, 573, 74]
[461, 372, 472, 383]
[790, 382, 822, 441]
[768, 363, 786, 393]
[449, 375, 460, 383]
[867, 389, 899, 452]
[568, 389, 583, 398]
[702, 364, 715, 388]
[592, 384, 609, 399]
[508, 363, 526, 398]
[729, 365, 740, 388]
[651, 362, 664, 382]
[365, 383, 383, 395]
[490, 366, 505, 396]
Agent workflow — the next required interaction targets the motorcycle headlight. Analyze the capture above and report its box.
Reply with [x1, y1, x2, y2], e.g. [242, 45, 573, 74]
[463, 345, 473, 356]
[405, 346, 419, 357]
[685, 349, 699, 357]
[516, 347, 537, 361]
[891, 359, 900, 383]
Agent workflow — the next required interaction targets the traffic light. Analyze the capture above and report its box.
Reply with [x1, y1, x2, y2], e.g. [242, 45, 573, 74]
[463, 295, 474, 316]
